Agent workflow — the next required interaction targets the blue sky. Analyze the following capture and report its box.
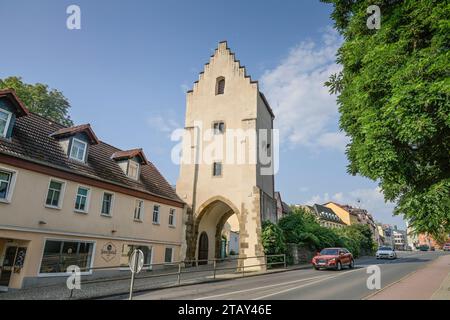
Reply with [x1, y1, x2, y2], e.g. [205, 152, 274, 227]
[0, 0, 405, 228]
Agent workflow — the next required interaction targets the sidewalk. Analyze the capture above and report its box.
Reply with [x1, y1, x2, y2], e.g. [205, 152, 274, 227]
[0, 261, 310, 300]
[369, 254, 450, 300]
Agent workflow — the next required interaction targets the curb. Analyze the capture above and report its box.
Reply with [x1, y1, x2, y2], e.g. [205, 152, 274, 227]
[362, 255, 441, 300]
[90, 264, 312, 300]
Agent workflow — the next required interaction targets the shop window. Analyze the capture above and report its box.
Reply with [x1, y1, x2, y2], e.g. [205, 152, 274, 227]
[39, 240, 94, 274]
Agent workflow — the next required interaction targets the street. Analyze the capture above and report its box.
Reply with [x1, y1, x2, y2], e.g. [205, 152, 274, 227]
[131, 251, 448, 300]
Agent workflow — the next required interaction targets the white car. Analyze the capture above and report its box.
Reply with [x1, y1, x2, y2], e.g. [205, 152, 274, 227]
[376, 246, 397, 260]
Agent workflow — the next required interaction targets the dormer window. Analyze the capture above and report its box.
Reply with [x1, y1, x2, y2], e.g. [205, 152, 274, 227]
[0, 89, 30, 139]
[50, 123, 99, 164]
[0, 108, 12, 138]
[127, 160, 140, 180]
[111, 148, 148, 181]
[69, 138, 88, 162]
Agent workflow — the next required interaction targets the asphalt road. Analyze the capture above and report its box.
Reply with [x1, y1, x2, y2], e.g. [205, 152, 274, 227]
[132, 251, 448, 300]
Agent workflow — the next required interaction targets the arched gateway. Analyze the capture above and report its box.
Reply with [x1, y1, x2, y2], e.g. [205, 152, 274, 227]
[176, 42, 277, 270]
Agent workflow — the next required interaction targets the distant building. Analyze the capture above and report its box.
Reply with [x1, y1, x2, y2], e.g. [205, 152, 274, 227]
[298, 204, 346, 229]
[382, 225, 395, 247]
[324, 202, 359, 226]
[228, 231, 239, 255]
[377, 224, 386, 246]
[393, 230, 407, 251]
[324, 202, 380, 243]
[275, 192, 291, 221]
[406, 222, 419, 250]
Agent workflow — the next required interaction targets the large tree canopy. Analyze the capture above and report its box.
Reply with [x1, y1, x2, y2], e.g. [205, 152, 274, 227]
[0, 76, 73, 126]
[322, 0, 450, 238]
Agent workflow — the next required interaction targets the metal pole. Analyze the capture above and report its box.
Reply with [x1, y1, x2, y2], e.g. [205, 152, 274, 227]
[177, 262, 182, 286]
[284, 254, 287, 269]
[129, 252, 139, 300]
[213, 259, 217, 280]
[242, 260, 245, 277]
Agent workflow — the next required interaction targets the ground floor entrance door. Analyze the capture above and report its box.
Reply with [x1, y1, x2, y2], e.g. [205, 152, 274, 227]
[198, 232, 208, 265]
[0, 246, 18, 288]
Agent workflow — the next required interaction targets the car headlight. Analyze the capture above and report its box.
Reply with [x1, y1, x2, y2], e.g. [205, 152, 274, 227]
[329, 258, 336, 263]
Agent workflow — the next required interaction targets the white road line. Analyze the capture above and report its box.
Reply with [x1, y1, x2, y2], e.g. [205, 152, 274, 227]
[194, 274, 330, 300]
[252, 267, 367, 300]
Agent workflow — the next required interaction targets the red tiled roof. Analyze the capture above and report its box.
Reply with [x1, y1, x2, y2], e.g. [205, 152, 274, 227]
[0, 112, 183, 205]
[0, 89, 30, 117]
[111, 149, 148, 164]
[50, 124, 100, 145]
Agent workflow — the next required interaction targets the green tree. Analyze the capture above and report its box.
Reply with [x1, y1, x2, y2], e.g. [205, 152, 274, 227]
[261, 220, 286, 256]
[322, 0, 450, 237]
[261, 221, 287, 266]
[0, 76, 73, 126]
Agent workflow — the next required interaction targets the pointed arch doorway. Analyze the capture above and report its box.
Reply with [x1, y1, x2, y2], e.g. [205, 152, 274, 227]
[198, 232, 209, 265]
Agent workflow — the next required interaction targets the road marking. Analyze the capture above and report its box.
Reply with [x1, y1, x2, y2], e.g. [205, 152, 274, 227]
[362, 252, 443, 300]
[252, 267, 366, 300]
[195, 274, 330, 300]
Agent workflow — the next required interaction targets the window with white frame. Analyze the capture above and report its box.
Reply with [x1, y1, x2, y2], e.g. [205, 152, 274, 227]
[0, 109, 12, 138]
[75, 186, 90, 212]
[127, 160, 140, 180]
[164, 247, 173, 263]
[101, 192, 113, 216]
[69, 138, 88, 162]
[0, 169, 14, 201]
[134, 199, 144, 221]
[152, 205, 160, 224]
[169, 208, 176, 227]
[45, 180, 64, 208]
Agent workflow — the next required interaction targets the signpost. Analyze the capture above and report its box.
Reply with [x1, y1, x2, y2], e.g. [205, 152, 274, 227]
[128, 249, 144, 300]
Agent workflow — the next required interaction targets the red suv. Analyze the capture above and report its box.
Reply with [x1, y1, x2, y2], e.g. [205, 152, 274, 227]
[312, 248, 355, 271]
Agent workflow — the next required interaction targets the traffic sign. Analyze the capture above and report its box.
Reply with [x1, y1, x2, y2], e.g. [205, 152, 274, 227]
[129, 249, 144, 274]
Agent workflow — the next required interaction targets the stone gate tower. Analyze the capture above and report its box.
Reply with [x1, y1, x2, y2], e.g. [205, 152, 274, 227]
[176, 42, 276, 269]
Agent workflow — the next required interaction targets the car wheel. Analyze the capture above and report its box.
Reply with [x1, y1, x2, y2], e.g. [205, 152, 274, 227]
[349, 259, 355, 269]
[314, 266, 319, 270]
[336, 261, 342, 271]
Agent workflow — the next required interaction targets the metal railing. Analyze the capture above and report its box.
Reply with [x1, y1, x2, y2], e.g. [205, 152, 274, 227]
[68, 254, 286, 299]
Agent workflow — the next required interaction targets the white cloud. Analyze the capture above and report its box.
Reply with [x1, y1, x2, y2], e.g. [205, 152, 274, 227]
[147, 115, 180, 134]
[261, 27, 347, 151]
[180, 84, 190, 93]
[305, 187, 405, 227]
[316, 132, 349, 152]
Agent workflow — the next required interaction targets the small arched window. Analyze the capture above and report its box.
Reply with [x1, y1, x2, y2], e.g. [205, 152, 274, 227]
[216, 77, 225, 95]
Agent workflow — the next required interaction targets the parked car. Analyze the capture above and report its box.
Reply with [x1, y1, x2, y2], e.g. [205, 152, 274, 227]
[419, 245, 430, 251]
[311, 248, 354, 271]
[443, 243, 450, 252]
[376, 246, 397, 260]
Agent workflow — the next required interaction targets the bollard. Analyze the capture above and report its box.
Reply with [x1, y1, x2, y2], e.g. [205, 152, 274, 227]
[177, 262, 182, 286]
[213, 260, 217, 280]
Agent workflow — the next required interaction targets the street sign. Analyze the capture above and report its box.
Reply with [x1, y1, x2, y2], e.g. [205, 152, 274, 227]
[128, 249, 144, 300]
[129, 249, 144, 274]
